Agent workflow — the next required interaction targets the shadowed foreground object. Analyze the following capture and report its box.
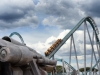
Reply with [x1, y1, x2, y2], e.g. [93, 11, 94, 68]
[0, 36, 57, 75]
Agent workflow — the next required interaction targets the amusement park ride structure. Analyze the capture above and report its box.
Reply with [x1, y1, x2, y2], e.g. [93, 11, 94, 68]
[0, 16, 100, 75]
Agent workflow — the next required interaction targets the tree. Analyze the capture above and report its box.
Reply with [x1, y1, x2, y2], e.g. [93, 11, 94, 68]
[56, 65, 66, 73]
[79, 67, 98, 75]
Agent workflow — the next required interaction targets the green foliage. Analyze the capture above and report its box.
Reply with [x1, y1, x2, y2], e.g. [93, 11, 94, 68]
[79, 67, 90, 72]
[56, 65, 66, 73]
[79, 67, 98, 72]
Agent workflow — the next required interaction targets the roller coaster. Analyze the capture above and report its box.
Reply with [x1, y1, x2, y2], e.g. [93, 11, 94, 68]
[44, 16, 100, 75]
[1, 16, 100, 75]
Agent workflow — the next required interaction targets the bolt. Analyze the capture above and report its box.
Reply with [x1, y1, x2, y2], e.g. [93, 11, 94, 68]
[1, 49, 7, 58]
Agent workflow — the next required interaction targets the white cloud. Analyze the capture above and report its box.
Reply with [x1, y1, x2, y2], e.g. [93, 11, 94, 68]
[45, 36, 56, 44]
[25, 29, 70, 55]
[77, 56, 84, 60]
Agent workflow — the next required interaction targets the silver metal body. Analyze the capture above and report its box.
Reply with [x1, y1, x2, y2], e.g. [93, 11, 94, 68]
[0, 36, 57, 75]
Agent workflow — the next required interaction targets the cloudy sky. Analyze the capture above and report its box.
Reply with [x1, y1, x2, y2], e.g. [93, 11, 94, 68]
[0, 0, 100, 69]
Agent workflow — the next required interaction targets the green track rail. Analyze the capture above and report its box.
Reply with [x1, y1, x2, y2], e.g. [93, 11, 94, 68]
[9, 32, 25, 45]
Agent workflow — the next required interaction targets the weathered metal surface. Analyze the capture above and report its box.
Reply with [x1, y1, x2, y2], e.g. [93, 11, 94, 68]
[41, 65, 55, 72]
[39, 67, 48, 75]
[2, 36, 25, 46]
[12, 67, 23, 75]
[0, 37, 57, 75]
[29, 59, 41, 75]
[0, 43, 34, 65]
[0, 39, 56, 66]
[37, 58, 57, 65]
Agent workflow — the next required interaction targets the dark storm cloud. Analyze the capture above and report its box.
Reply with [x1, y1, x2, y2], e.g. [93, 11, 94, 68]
[36, 0, 83, 29]
[0, 11, 24, 22]
[36, 0, 100, 29]
[0, 0, 39, 29]
[36, 0, 76, 17]
[81, 0, 100, 18]
[1, 0, 99, 30]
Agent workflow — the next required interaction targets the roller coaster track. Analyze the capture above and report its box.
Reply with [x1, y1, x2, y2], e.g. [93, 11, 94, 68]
[56, 59, 76, 71]
[9, 32, 25, 45]
[45, 16, 100, 75]
[46, 16, 100, 59]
